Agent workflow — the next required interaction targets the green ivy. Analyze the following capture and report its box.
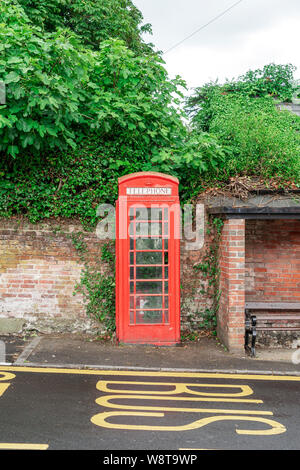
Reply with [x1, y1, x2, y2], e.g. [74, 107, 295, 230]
[71, 234, 116, 334]
[193, 217, 224, 332]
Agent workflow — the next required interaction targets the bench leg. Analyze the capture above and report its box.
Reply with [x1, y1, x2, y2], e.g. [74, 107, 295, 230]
[250, 315, 257, 357]
[250, 328, 257, 357]
[245, 311, 257, 357]
[245, 328, 249, 351]
[245, 310, 252, 355]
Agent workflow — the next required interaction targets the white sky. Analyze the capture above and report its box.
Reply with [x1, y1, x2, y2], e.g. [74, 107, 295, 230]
[133, 0, 300, 93]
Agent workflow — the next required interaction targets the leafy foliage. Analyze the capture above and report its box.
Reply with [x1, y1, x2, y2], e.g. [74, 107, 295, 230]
[186, 63, 300, 131]
[0, 139, 152, 224]
[208, 94, 300, 180]
[185, 64, 300, 184]
[1, 2, 300, 229]
[18, 0, 153, 54]
[0, 0, 186, 160]
[151, 132, 226, 201]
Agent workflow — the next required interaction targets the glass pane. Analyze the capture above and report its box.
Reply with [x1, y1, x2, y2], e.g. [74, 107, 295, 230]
[164, 297, 169, 308]
[136, 296, 163, 309]
[150, 223, 162, 236]
[135, 208, 149, 220]
[130, 310, 134, 324]
[130, 252, 134, 264]
[164, 267, 168, 278]
[163, 223, 168, 236]
[164, 252, 169, 264]
[134, 208, 163, 221]
[136, 310, 163, 324]
[130, 296, 134, 308]
[129, 208, 135, 220]
[135, 223, 150, 236]
[164, 239, 168, 250]
[136, 252, 162, 265]
[164, 208, 168, 220]
[165, 281, 168, 294]
[135, 281, 162, 294]
[136, 238, 162, 250]
[136, 266, 162, 279]
[130, 281, 134, 293]
[130, 267, 134, 279]
[150, 208, 162, 221]
[130, 239, 134, 250]
[164, 310, 169, 323]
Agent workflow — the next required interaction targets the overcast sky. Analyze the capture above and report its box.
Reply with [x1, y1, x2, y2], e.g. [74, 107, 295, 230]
[133, 0, 300, 93]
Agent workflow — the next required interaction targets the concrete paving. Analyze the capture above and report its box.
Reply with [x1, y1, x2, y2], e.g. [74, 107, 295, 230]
[1, 333, 300, 375]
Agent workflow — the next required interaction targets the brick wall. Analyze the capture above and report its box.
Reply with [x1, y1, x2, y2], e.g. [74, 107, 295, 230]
[180, 239, 213, 332]
[0, 218, 209, 335]
[0, 219, 105, 334]
[245, 219, 300, 347]
[246, 219, 300, 302]
[218, 219, 245, 352]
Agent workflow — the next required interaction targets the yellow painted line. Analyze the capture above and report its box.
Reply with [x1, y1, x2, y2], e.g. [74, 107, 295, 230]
[96, 394, 270, 413]
[0, 384, 10, 397]
[97, 380, 254, 397]
[0, 443, 48, 450]
[91, 412, 286, 435]
[0, 365, 300, 381]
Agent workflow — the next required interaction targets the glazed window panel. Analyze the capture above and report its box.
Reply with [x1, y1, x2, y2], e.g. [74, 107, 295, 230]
[128, 206, 169, 325]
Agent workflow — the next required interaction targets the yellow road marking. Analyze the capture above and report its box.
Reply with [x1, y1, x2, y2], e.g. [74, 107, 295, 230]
[0, 366, 300, 381]
[96, 394, 270, 413]
[0, 384, 10, 397]
[97, 381, 254, 397]
[0, 372, 16, 381]
[91, 412, 286, 435]
[0, 372, 16, 397]
[0, 443, 48, 450]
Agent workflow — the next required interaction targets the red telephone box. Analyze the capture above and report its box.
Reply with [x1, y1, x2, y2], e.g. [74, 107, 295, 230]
[116, 172, 180, 345]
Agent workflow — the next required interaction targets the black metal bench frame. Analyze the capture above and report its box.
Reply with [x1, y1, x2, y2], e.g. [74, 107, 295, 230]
[245, 302, 300, 357]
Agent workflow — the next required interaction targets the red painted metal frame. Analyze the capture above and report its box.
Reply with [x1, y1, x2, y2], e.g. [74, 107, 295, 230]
[116, 172, 180, 345]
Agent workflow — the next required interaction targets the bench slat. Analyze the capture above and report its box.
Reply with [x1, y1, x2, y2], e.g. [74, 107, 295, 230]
[245, 302, 300, 357]
[252, 315, 300, 320]
[256, 327, 300, 331]
[245, 302, 300, 310]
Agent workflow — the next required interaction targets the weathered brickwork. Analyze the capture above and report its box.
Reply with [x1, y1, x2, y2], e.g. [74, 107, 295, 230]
[0, 219, 105, 333]
[245, 219, 300, 347]
[180, 239, 213, 331]
[218, 219, 245, 352]
[245, 219, 300, 302]
[0, 218, 208, 335]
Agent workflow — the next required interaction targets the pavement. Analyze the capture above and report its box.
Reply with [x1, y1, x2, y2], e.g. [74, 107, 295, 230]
[1, 332, 300, 375]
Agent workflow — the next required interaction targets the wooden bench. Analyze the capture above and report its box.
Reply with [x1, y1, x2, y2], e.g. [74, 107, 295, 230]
[245, 302, 300, 357]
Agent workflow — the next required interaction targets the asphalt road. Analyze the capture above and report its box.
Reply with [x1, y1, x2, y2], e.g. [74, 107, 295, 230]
[0, 366, 299, 452]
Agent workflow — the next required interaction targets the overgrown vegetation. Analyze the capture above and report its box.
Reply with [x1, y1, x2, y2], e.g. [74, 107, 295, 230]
[192, 218, 224, 333]
[71, 234, 116, 335]
[185, 63, 300, 187]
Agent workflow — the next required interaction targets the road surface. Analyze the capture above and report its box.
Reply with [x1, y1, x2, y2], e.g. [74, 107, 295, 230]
[0, 366, 299, 451]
